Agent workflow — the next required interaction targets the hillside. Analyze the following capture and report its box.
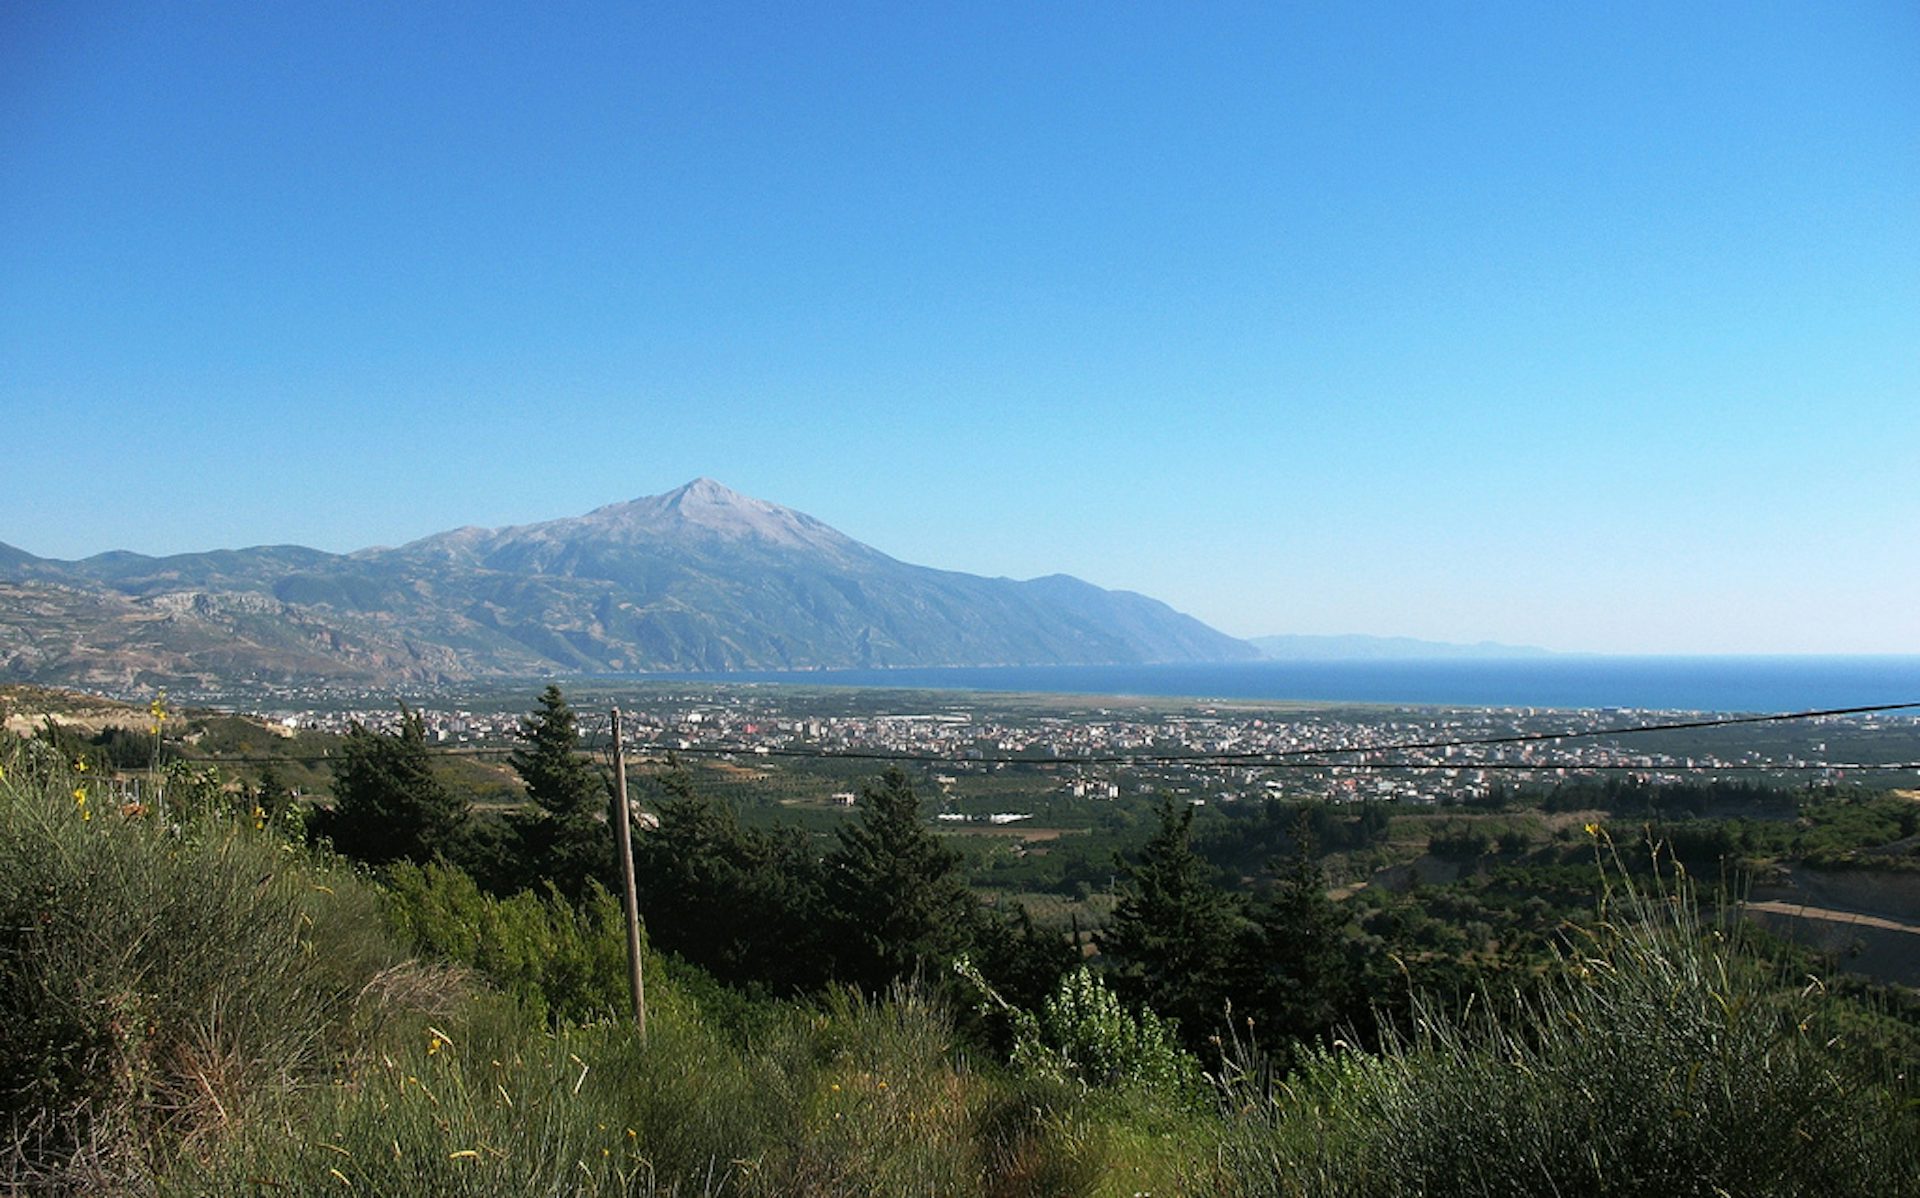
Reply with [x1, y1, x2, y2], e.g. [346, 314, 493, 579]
[0, 480, 1255, 688]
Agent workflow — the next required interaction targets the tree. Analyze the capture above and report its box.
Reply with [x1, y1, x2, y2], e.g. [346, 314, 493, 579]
[1230, 826, 1362, 1061]
[634, 769, 829, 993]
[1100, 799, 1242, 1047]
[822, 767, 978, 992]
[964, 901, 1080, 1055]
[505, 686, 612, 896]
[508, 686, 603, 819]
[316, 704, 467, 866]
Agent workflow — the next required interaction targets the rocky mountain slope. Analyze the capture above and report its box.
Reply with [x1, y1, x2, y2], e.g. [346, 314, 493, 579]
[0, 480, 1255, 688]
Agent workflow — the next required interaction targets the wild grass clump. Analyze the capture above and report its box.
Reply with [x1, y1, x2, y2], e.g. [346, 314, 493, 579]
[1213, 851, 1920, 1197]
[174, 982, 1097, 1198]
[0, 736, 446, 1194]
[165, 1011, 644, 1198]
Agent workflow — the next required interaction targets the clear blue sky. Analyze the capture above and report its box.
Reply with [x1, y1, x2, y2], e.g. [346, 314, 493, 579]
[3, 2, 1915, 654]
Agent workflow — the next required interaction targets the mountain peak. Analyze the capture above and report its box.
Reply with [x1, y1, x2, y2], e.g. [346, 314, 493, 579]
[656, 477, 757, 515]
[578, 479, 871, 559]
[668, 477, 740, 502]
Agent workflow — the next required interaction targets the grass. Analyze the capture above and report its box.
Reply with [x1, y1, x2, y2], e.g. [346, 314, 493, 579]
[164, 982, 1188, 1197]
[0, 733, 442, 1194]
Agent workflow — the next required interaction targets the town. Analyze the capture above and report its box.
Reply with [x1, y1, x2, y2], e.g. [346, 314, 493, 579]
[229, 680, 1918, 812]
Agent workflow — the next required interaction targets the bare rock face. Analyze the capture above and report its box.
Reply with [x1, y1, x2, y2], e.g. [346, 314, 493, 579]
[0, 481, 1256, 686]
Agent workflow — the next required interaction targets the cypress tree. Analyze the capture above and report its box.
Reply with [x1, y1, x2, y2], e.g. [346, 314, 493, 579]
[508, 686, 603, 819]
[635, 772, 829, 993]
[1231, 826, 1362, 1059]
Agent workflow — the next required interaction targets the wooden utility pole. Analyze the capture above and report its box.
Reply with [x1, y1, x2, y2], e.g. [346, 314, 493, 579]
[610, 706, 646, 1042]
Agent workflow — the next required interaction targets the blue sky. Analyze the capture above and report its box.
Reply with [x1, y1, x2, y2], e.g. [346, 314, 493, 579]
[3, 2, 1915, 654]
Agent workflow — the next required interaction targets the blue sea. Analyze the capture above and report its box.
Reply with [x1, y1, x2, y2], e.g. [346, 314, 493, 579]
[642, 657, 1920, 714]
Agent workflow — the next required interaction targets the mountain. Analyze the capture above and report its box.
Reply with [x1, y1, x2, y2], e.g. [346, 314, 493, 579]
[1249, 634, 1553, 661]
[0, 480, 1255, 688]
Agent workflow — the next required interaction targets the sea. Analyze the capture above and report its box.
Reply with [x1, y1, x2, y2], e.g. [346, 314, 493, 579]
[642, 657, 1920, 715]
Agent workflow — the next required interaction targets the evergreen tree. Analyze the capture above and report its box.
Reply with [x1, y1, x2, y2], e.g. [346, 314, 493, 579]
[1230, 825, 1363, 1060]
[502, 686, 613, 896]
[964, 901, 1081, 1054]
[1100, 799, 1242, 1047]
[317, 704, 467, 866]
[508, 686, 603, 818]
[822, 767, 978, 992]
[635, 771, 829, 993]
[974, 901, 1079, 1013]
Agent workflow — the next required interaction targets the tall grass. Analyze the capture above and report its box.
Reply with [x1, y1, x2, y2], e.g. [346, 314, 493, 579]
[1212, 850, 1920, 1197]
[168, 983, 1118, 1197]
[0, 735, 449, 1194]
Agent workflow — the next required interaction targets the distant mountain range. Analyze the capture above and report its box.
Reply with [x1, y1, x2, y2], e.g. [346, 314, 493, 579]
[0, 479, 1256, 689]
[1249, 635, 1553, 661]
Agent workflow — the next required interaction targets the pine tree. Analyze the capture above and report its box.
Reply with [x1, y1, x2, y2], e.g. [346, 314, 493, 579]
[1100, 799, 1242, 1046]
[822, 767, 978, 992]
[318, 704, 467, 866]
[508, 686, 603, 819]
[1231, 824, 1361, 1059]
[635, 771, 830, 993]
[506, 686, 612, 896]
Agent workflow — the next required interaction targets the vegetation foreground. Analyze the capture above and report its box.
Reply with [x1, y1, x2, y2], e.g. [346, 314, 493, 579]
[2, 726, 1916, 1197]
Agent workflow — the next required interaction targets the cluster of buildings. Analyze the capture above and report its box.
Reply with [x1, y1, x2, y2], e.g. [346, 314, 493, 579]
[252, 689, 1885, 808]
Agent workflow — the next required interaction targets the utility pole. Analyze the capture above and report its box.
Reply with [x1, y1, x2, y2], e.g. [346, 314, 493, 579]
[610, 707, 646, 1042]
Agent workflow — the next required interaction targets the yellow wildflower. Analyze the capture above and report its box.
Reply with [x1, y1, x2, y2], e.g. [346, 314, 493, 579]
[1583, 822, 1599, 837]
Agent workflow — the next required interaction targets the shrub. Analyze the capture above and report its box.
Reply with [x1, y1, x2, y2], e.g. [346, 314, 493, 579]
[1213, 853, 1920, 1197]
[0, 738, 436, 1193]
[381, 862, 633, 1026]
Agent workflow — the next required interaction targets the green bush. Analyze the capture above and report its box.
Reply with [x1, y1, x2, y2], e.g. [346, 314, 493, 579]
[0, 736, 440, 1193]
[1005, 965, 1200, 1097]
[1213, 855, 1920, 1197]
[381, 862, 634, 1026]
